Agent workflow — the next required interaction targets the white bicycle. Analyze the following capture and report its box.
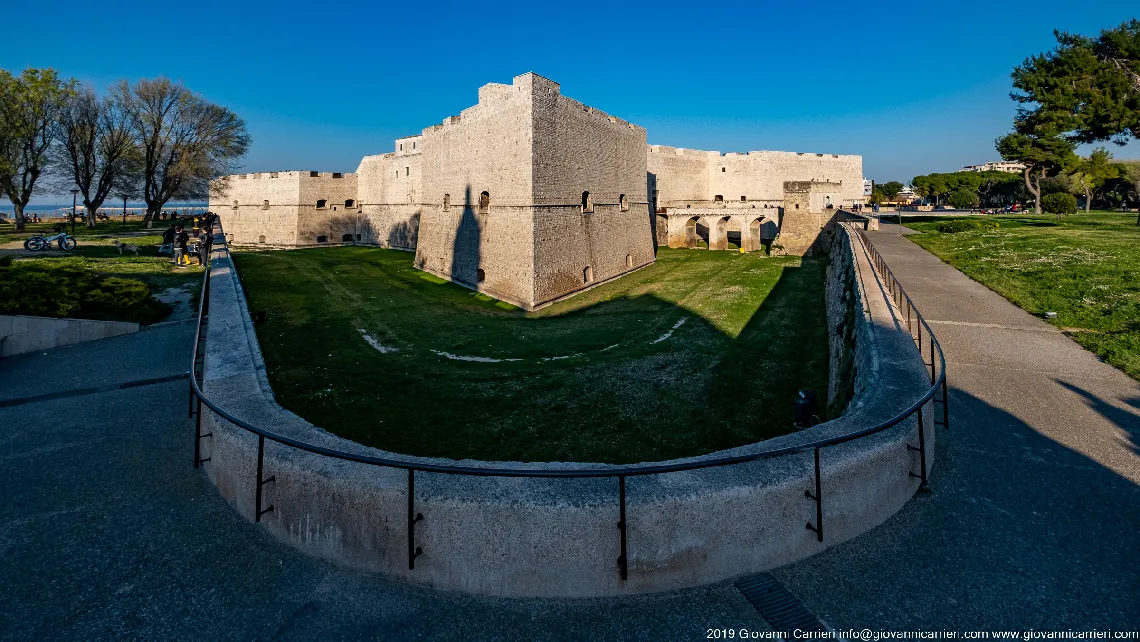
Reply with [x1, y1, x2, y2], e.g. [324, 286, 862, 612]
[23, 227, 77, 252]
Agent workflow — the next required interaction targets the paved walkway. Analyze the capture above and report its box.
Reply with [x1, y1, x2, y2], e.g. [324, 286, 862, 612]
[776, 231, 1140, 629]
[2, 233, 1138, 639]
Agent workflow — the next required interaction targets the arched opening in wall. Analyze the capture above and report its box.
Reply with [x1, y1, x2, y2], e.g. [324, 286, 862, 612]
[583, 266, 593, 283]
[317, 235, 328, 243]
[317, 199, 327, 209]
[684, 216, 703, 249]
[443, 193, 450, 211]
[619, 194, 628, 211]
[626, 254, 633, 268]
[479, 191, 490, 213]
[476, 268, 486, 283]
[581, 191, 593, 213]
[258, 235, 266, 244]
[655, 214, 668, 246]
[345, 199, 355, 208]
[342, 234, 353, 242]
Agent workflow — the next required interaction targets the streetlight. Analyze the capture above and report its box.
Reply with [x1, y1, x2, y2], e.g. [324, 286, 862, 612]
[69, 189, 79, 236]
[121, 194, 129, 229]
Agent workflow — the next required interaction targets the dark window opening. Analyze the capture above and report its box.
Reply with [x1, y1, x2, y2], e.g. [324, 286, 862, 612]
[356, 234, 361, 241]
[232, 200, 238, 209]
[479, 191, 490, 212]
[262, 200, 269, 210]
[342, 234, 353, 242]
[258, 235, 266, 244]
[619, 194, 629, 211]
[332, 172, 343, 178]
[583, 266, 593, 283]
[317, 235, 328, 243]
[310, 171, 319, 177]
[316, 199, 327, 209]
[714, 195, 723, 202]
[476, 268, 486, 283]
[405, 167, 409, 176]
[721, 167, 726, 172]
[795, 203, 800, 209]
[582, 191, 593, 213]
[399, 143, 403, 151]
[443, 193, 450, 211]
[626, 254, 633, 268]
[741, 195, 747, 201]
[345, 199, 355, 208]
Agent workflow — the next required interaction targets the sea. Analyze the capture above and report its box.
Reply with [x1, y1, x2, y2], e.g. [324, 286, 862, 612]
[3, 201, 208, 218]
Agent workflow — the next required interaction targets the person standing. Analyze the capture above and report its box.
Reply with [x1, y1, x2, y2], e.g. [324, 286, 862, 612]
[174, 226, 189, 267]
[160, 222, 176, 254]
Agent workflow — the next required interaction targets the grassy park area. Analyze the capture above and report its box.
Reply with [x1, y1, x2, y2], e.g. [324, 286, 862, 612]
[0, 218, 202, 324]
[904, 212, 1140, 379]
[234, 247, 830, 464]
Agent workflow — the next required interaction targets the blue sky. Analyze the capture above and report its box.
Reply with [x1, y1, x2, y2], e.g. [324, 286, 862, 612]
[2, 0, 1137, 202]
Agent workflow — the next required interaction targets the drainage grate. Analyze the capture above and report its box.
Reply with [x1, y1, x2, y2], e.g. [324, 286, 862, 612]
[735, 573, 828, 634]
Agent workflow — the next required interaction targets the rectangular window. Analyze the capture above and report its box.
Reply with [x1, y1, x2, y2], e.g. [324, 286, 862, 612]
[405, 167, 410, 176]
[310, 171, 319, 177]
[316, 199, 327, 209]
[714, 195, 723, 202]
[741, 195, 747, 201]
[262, 200, 269, 210]
[443, 193, 450, 211]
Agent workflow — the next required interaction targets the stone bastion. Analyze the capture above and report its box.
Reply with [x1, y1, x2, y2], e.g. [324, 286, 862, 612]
[196, 223, 936, 598]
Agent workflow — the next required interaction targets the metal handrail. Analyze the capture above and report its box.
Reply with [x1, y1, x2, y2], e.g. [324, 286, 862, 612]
[188, 220, 949, 577]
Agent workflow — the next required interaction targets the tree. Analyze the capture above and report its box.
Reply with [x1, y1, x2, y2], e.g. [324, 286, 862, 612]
[995, 130, 1076, 214]
[1011, 19, 1140, 146]
[0, 68, 75, 230]
[879, 181, 904, 202]
[114, 78, 250, 225]
[55, 87, 137, 229]
[1072, 147, 1119, 213]
[1113, 161, 1140, 224]
[948, 189, 978, 210]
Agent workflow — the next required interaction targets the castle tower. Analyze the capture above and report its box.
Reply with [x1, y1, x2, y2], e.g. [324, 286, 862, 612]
[413, 73, 655, 310]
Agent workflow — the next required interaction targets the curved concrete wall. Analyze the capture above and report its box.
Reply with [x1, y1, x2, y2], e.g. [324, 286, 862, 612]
[198, 223, 935, 597]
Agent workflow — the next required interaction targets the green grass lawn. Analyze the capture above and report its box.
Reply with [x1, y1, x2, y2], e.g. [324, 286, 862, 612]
[234, 247, 831, 464]
[904, 212, 1140, 380]
[1, 218, 203, 323]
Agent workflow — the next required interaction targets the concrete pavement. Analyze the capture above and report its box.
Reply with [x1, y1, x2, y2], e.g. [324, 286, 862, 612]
[775, 231, 1140, 629]
[2, 231, 1139, 638]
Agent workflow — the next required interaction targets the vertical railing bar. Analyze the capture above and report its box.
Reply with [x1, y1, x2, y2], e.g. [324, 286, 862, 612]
[941, 374, 950, 430]
[193, 399, 202, 468]
[813, 447, 823, 542]
[255, 434, 265, 522]
[408, 468, 423, 570]
[618, 475, 628, 581]
[929, 334, 936, 384]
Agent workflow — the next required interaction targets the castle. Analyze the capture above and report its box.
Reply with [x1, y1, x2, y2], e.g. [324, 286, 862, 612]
[211, 73, 865, 310]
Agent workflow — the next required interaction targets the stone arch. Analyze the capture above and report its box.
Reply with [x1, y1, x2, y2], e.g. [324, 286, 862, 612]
[709, 216, 731, 251]
[684, 216, 702, 249]
[583, 266, 593, 283]
[479, 191, 490, 212]
[581, 191, 593, 213]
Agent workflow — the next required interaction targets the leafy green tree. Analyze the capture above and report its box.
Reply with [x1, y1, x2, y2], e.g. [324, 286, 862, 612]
[1112, 161, 1140, 224]
[0, 68, 75, 230]
[995, 130, 1076, 214]
[879, 181, 904, 201]
[1072, 147, 1119, 212]
[1011, 19, 1140, 146]
[948, 189, 978, 210]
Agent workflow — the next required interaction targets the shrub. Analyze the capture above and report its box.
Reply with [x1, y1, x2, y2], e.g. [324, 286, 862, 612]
[935, 219, 1000, 233]
[1042, 193, 1078, 217]
[0, 262, 170, 324]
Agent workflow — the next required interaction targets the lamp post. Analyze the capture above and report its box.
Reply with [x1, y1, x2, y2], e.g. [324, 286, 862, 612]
[122, 194, 129, 229]
[69, 189, 79, 236]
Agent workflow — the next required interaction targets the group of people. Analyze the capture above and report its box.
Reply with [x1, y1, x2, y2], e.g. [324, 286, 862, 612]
[158, 212, 218, 267]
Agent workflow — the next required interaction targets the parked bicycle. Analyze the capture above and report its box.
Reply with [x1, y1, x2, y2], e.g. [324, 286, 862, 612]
[23, 226, 77, 251]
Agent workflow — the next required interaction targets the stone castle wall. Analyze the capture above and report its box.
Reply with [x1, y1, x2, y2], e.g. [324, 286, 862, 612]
[529, 76, 654, 305]
[210, 171, 358, 246]
[356, 137, 422, 249]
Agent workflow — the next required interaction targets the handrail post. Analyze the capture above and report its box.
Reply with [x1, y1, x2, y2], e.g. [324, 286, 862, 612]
[407, 469, 423, 569]
[255, 434, 275, 521]
[941, 375, 950, 430]
[929, 337, 936, 384]
[908, 410, 929, 488]
[804, 447, 823, 542]
[617, 475, 628, 581]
